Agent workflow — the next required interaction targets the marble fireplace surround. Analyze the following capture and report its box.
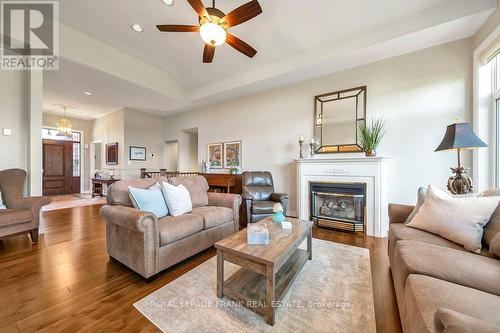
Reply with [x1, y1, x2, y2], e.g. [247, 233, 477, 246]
[296, 156, 390, 237]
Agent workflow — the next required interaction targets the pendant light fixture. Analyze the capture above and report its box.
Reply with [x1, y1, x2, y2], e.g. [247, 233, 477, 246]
[56, 106, 73, 137]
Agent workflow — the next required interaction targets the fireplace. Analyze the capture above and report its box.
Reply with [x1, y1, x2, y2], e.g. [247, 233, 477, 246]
[310, 182, 366, 233]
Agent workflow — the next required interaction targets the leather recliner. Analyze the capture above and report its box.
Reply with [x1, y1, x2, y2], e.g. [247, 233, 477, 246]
[242, 171, 288, 223]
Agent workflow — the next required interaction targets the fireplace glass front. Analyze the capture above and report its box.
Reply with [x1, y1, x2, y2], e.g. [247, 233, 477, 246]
[310, 182, 366, 233]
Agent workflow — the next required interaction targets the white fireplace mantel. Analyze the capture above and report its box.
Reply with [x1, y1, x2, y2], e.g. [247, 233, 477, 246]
[296, 156, 390, 237]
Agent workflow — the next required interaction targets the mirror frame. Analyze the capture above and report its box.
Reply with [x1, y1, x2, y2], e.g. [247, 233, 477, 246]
[314, 86, 366, 154]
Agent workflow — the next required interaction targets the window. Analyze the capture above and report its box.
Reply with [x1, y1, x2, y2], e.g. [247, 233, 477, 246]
[475, 32, 500, 190]
[495, 98, 500, 188]
[72, 143, 81, 177]
[42, 128, 81, 142]
[487, 54, 500, 187]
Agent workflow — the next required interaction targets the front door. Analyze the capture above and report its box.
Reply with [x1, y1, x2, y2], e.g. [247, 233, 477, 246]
[42, 139, 80, 195]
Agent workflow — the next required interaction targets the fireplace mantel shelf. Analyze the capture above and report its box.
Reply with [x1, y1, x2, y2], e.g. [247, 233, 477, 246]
[295, 156, 391, 163]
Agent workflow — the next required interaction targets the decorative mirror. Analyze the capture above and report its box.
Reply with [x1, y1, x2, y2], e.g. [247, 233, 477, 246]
[314, 86, 366, 153]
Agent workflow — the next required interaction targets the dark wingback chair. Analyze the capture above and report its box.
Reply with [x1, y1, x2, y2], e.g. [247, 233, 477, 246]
[242, 171, 289, 223]
[0, 169, 51, 243]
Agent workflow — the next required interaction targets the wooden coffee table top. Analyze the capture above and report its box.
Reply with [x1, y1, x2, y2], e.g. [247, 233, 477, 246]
[215, 217, 313, 266]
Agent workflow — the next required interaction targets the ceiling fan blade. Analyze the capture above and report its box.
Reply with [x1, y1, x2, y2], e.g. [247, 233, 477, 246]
[156, 25, 199, 32]
[222, 0, 262, 27]
[187, 0, 209, 19]
[226, 34, 257, 58]
[203, 44, 215, 63]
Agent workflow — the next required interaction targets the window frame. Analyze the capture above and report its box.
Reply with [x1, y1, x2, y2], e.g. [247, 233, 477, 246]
[473, 24, 500, 191]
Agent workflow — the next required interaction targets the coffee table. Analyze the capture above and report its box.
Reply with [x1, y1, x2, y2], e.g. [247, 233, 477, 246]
[214, 216, 313, 325]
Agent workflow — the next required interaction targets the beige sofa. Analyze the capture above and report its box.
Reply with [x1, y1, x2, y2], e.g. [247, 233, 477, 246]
[388, 204, 500, 332]
[99, 176, 242, 279]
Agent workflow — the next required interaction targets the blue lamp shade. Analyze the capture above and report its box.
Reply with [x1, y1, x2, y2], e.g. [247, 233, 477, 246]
[435, 122, 488, 151]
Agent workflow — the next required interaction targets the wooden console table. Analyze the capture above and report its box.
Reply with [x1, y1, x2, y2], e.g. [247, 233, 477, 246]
[91, 178, 120, 197]
[202, 173, 237, 193]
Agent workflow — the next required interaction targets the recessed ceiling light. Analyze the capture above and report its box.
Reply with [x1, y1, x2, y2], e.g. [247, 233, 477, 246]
[130, 24, 144, 33]
[161, 0, 174, 5]
[83, 91, 93, 96]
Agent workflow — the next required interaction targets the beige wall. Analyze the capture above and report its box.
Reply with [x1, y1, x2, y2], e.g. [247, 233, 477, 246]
[164, 39, 473, 213]
[123, 108, 164, 179]
[92, 108, 164, 180]
[0, 70, 29, 172]
[0, 70, 43, 196]
[92, 108, 125, 174]
[164, 141, 179, 171]
[181, 129, 198, 171]
[42, 113, 93, 192]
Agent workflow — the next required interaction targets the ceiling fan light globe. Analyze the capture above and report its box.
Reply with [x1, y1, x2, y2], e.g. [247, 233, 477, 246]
[200, 22, 226, 46]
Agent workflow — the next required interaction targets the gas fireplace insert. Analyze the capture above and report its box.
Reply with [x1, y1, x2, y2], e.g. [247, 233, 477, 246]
[310, 182, 366, 233]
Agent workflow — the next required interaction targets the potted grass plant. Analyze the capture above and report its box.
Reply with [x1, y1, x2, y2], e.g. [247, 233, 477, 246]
[358, 117, 387, 157]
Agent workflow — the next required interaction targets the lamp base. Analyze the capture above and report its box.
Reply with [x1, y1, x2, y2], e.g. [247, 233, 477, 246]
[447, 166, 473, 195]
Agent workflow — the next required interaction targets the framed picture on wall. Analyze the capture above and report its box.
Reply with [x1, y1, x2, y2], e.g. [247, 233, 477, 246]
[224, 140, 242, 169]
[129, 146, 146, 161]
[106, 142, 118, 165]
[207, 143, 223, 168]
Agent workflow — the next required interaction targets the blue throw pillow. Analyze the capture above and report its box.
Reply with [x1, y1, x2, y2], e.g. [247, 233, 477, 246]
[128, 184, 169, 218]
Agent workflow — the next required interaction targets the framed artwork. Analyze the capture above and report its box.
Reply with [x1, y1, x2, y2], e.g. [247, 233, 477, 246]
[224, 141, 242, 169]
[207, 143, 223, 168]
[129, 146, 146, 161]
[106, 142, 118, 165]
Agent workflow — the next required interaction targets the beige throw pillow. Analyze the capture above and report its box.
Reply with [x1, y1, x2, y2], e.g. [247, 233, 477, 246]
[407, 186, 500, 253]
[161, 182, 192, 217]
[168, 176, 209, 208]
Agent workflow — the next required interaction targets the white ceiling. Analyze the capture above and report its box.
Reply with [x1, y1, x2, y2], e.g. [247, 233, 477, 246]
[44, 0, 497, 119]
[44, 58, 187, 119]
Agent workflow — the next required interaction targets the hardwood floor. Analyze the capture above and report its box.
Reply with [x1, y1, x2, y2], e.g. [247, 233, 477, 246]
[43, 194, 106, 212]
[0, 204, 401, 332]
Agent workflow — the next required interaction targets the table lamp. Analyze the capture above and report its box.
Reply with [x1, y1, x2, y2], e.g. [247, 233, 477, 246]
[435, 122, 488, 195]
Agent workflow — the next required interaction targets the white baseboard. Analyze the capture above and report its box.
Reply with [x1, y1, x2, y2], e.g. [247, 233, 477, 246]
[39, 211, 44, 234]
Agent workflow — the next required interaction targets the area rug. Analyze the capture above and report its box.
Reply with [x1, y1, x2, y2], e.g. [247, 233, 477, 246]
[134, 239, 376, 333]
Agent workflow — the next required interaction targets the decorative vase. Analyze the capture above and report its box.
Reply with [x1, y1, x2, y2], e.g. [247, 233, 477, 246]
[272, 211, 285, 223]
[365, 149, 376, 157]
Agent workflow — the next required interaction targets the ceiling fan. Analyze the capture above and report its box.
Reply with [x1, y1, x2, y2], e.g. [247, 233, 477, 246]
[156, 0, 262, 63]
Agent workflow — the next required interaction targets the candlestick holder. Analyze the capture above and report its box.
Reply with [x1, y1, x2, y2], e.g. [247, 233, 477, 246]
[309, 142, 315, 158]
[299, 139, 304, 159]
